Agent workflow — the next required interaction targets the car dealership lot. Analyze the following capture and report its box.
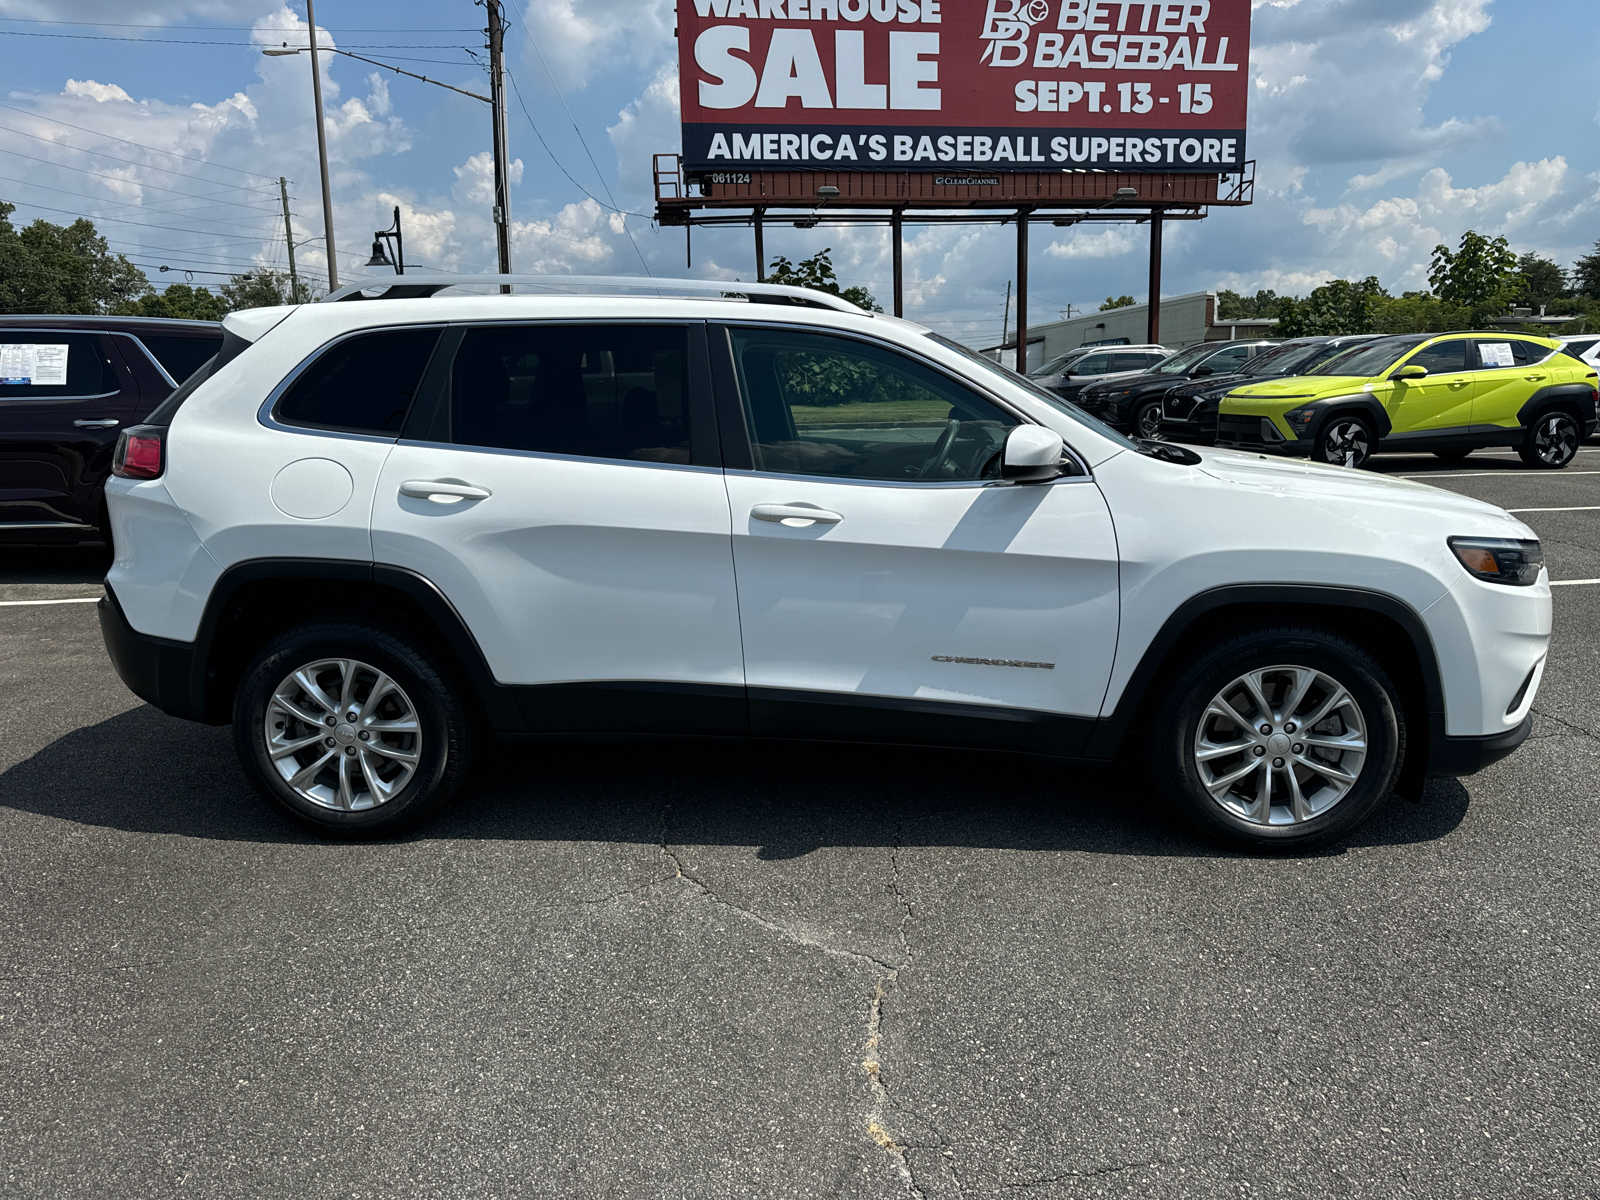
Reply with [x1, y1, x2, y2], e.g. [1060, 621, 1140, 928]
[3, 452, 1599, 1199]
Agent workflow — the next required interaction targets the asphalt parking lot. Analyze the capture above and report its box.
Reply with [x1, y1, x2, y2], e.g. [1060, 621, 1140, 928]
[3, 450, 1599, 1200]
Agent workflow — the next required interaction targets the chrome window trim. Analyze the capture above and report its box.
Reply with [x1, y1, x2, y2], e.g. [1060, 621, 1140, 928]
[257, 322, 448, 444]
[394, 437, 722, 477]
[115, 333, 179, 389]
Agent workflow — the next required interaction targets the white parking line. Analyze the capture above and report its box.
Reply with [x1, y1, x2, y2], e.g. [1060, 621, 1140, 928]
[1507, 506, 1600, 513]
[1552, 579, 1600, 587]
[1395, 471, 1600, 479]
[0, 596, 102, 607]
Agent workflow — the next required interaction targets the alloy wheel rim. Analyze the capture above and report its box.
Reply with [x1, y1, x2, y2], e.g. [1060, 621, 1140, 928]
[1193, 664, 1368, 826]
[1138, 405, 1163, 439]
[264, 658, 422, 811]
[1322, 421, 1369, 467]
[1534, 415, 1577, 465]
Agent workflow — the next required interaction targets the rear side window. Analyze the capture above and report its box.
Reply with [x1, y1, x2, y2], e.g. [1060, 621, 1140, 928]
[449, 324, 691, 464]
[0, 332, 116, 398]
[138, 334, 222, 385]
[1562, 338, 1597, 358]
[276, 328, 442, 435]
[1200, 345, 1252, 374]
[1110, 352, 1150, 372]
[1472, 339, 1550, 368]
[1406, 340, 1470, 374]
[1072, 354, 1111, 375]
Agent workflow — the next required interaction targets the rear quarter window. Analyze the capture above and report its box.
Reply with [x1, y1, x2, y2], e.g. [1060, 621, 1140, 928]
[275, 327, 443, 435]
[138, 333, 223, 385]
[0, 332, 117, 398]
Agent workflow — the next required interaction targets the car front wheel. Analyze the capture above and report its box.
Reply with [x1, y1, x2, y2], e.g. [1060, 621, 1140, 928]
[1314, 414, 1375, 469]
[1134, 401, 1164, 441]
[1153, 626, 1404, 851]
[233, 619, 474, 838]
[1518, 410, 1580, 469]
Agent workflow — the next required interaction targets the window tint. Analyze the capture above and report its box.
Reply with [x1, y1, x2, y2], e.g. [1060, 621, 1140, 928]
[277, 328, 441, 434]
[732, 328, 1018, 483]
[138, 334, 222, 385]
[449, 324, 691, 464]
[1405, 339, 1470, 374]
[1109, 353, 1149, 372]
[1563, 338, 1597, 358]
[1141, 352, 1168, 367]
[1312, 337, 1423, 377]
[1200, 345, 1252, 373]
[0, 332, 116, 399]
[1072, 354, 1111, 375]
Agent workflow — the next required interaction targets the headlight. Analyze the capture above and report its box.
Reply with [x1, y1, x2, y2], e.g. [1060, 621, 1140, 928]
[1448, 537, 1544, 586]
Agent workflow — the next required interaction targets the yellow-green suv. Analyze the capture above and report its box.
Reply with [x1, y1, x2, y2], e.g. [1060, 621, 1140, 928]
[1216, 332, 1600, 469]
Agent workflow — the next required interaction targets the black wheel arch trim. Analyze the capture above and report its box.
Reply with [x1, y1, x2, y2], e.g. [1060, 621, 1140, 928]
[1516, 383, 1598, 431]
[1084, 583, 1448, 773]
[1305, 397, 1392, 442]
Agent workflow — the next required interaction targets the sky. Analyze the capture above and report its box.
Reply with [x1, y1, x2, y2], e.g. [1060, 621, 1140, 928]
[0, 0, 1594, 349]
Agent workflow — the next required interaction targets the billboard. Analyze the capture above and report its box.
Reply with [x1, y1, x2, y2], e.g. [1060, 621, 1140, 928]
[678, 0, 1249, 175]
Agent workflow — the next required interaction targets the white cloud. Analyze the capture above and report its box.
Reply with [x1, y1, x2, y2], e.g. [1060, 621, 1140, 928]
[62, 80, 134, 105]
[515, 0, 676, 92]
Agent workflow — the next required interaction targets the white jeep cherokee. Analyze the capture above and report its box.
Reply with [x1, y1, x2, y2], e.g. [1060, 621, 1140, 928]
[100, 276, 1550, 850]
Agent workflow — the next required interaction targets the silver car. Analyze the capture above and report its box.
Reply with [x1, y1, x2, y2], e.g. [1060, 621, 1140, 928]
[1030, 344, 1170, 402]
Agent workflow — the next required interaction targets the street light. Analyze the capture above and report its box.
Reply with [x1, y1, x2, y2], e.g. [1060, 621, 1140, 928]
[365, 206, 404, 275]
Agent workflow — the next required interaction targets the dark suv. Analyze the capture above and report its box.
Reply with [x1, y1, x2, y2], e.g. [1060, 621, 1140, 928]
[1, 315, 221, 544]
[1158, 335, 1378, 445]
[1073, 339, 1279, 439]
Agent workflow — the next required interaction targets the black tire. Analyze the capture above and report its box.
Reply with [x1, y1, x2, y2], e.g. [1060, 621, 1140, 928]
[1314, 413, 1375, 469]
[1152, 626, 1405, 852]
[1517, 409, 1581, 469]
[1433, 447, 1472, 463]
[1134, 401, 1164, 441]
[233, 618, 473, 838]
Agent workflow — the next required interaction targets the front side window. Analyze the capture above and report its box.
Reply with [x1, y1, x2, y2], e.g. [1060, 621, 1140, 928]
[1152, 343, 1216, 375]
[450, 323, 691, 464]
[731, 328, 1018, 483]
[0, 332, 115, 399]
[277, 327, 442, 434]
[1403, 339, 1470, 375]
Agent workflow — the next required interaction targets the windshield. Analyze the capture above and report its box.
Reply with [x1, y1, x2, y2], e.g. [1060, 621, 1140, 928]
[1031, 350, 1090, 376]
[1151, 343, 1217, 375]
[928, 333, 1140, 451]
[1245, 341, 1330, 376]
[1310, 337, 1424, 377]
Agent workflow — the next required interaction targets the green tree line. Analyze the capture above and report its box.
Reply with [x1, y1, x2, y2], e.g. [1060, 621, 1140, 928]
[1218, 230, 1600, 339]
[0, 199, 317, 319]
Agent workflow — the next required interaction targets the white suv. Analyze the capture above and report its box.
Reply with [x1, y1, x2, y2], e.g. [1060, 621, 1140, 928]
[100, 276, 1551, 850]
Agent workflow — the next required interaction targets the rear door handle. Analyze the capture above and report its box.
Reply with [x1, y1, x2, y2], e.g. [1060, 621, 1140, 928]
[751, 503, 842, 525]
[399, 480, 491, 503]
[1525, 374, 1548, 382]
[73, 418, 119, 428]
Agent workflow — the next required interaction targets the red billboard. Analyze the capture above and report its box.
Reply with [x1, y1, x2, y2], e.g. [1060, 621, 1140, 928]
[677, 0, 1249, 175]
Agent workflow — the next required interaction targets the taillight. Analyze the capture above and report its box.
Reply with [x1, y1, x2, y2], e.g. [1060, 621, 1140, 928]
[113, 426, 165, 480]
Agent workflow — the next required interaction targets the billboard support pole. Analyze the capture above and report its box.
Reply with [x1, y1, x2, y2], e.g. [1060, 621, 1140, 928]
[1015, 209, 1029, 372]
[754, 207, 766, 281]
[891, 209, 904, 317]
[1147, 209, 1164, 346]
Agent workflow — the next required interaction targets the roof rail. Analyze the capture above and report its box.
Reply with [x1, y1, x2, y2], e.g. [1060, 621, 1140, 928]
[320, 273, 869, 315]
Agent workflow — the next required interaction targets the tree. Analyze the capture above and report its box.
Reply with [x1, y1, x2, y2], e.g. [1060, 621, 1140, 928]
[0, 200, 150, 314]
[1100, 294, 1136, 311]
[1276, 276, 1388, 338]
[1428, 230, 1519, 322]
[1216, 289, 1287, 320]
[1369, 291, 1469, 335]
[118, 282, 228, 321]
[1516, 253, 1566, 310]
[765, 248, 882, 312]
[1572, 239, 1600, 301]
[220, 267, 316, 310]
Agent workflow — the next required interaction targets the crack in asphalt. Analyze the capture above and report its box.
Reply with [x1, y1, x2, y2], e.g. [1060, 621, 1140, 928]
[1528, 704, 1600, 744]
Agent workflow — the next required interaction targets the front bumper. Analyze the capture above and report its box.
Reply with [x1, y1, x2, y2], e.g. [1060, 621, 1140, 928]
[1214, 413, 1312, 455]
[1427, 713, 1532, 775]
[99, 585, 209, 722]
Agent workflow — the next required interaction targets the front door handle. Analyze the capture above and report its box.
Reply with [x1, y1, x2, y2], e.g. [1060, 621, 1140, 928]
[751, 503, 842, 525]
[73, 418, 119, 428]
[399, 480, 491, 503]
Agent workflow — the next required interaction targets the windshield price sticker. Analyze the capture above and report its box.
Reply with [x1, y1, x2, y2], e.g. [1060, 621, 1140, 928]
[0, 343, 69, 386]
[680, 0, 1249, 173]
[1479, 343, 1515, 368]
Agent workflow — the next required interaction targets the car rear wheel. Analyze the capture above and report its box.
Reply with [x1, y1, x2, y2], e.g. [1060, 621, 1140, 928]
[1153, 626, 1403, 851]
[1518, 410, 1580, 469]
[1314, 414, 1375, 469]
[233, 619, 473, 838]
[1134, 401, 1164, 441]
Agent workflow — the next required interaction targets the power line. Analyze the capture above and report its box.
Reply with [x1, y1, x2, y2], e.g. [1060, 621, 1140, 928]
[0, 176, 286, 232]
[0, 31, 480, 49]
[503, 71, 650, 222]
[0, 102, 282, 182]
[0, 146, 285, 210]
[0, 123, 281, 192]
[0, 18, 479, 31]
[4, 198, 278, 241]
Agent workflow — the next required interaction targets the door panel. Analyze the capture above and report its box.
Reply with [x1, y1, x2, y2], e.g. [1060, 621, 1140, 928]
[1471, 339, 1553, 430]
[1384, 339, 1474, 435]
[371, 321, 744, 728]
[0, 330, 132, 532]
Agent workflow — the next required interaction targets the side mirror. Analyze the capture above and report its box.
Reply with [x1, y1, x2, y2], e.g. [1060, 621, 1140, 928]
[1394, 364, 1428, 379]
[1002, 425, 1066, 483]
[1192, 366, 1214, 377]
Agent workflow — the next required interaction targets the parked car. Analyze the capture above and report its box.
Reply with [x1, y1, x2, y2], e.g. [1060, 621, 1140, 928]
[1558, 334, 1600, 371]
[1074, 339, 1279, 439]
[1030, 344, 1169, 402]
[1217, 332, 1600, 469]
[101, 276, 1548, 851]
[0, 315, 222, 545]
[1159, 335, 1379, 444]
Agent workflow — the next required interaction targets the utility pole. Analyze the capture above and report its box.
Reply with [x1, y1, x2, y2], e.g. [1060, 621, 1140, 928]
[486, 0, 513, 287]
[278, 177, 299, 301]
[305, 0, 337, 290]
[1000, 280, 1011, 357]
